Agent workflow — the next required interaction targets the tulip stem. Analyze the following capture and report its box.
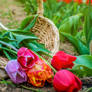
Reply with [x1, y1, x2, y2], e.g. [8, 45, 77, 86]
[0, 22, 15, 31]
[21, 85, 42, 92]
[0, 22, 9, 31]
[85, 87, 92, 92]
[34, 52, 57, 73]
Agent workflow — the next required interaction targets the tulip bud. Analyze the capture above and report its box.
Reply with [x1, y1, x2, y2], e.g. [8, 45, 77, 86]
[53, 70, 82, 92]
[5, 60, 27, 84]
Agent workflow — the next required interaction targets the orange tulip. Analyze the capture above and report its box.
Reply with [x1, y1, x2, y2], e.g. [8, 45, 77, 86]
[27, 58, 53, 87]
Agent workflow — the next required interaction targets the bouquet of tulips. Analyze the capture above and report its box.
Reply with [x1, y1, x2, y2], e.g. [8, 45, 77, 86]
[5, 47, 82, 92]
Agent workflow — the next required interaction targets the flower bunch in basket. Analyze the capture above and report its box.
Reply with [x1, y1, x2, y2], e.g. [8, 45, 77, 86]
[5, 47, 82, 92]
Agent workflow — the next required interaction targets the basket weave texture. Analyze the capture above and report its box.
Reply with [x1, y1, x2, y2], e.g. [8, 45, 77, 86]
[0, 57, 8, 79]
[31, 0, 59, 61]
[31, 16, 59, 56]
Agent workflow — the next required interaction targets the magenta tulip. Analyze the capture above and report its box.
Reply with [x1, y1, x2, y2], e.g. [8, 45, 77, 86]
[17, 47, 39, 70]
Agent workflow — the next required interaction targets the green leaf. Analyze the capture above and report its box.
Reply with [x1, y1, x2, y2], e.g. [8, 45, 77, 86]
[61, 32, 89, 55]
[1, 47, 17, 55]
[20, 16, 34, 29]
[9, 29, 33, 34]
[71, 55, 92, 77]
[26, 41, 51, 53]
[84, 15, 92, 47]
[3, 50, 12, 60]
[9, 30, 38, 45]
[0, 80, 16, 87]
[0, 46, 17, 60]
[23, 15, 38, 31]
[14, 33, 38, 45]
[2, 32, 15, 41]
[71, 64, 92, 77]
[0, 40, 18, 51]
[59, 13, 82, 35]
[75, 55, 92, 69]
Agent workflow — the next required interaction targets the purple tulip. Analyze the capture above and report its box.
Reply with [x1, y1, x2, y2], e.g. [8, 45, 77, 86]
[5, 60, 27, 84]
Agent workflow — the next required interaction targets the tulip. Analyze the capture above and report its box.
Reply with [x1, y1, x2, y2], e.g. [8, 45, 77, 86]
[74, 0, 82, 4]
[51, 51, 77, 70]
[86, 0, 92, 5]
[27, 58, 53, 87]
[63, 0, 72, 3]
[5, 60, 27, 84]
[43, 0, 47, 2]
[57, 0, 72, 3]
[17, 47, 39, 70]
[53, 70, 82, 92]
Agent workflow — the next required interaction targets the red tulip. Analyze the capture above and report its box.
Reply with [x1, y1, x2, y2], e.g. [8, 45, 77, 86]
[57, 0, 72, 3]
[51, 51, 77, 70]
[53, 70, 82, 92]
[17, 47, 39, 70]
[86, 0, 92, 5]
[43, 0, 47, 2]
[74, 0, 82, 4]
[63, 0, 72, 3]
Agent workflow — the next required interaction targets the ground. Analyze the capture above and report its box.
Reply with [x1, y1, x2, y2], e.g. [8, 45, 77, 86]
[0, 0, 26, 28]
[0, 0, 85, 92]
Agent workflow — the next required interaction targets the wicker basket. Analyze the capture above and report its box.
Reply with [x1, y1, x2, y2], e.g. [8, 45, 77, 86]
[31, 0, 59, 61]
[0, 57, 8, 79]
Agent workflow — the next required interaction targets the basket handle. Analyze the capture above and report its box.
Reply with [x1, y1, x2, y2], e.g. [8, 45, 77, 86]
[37, 0, 44, 16]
